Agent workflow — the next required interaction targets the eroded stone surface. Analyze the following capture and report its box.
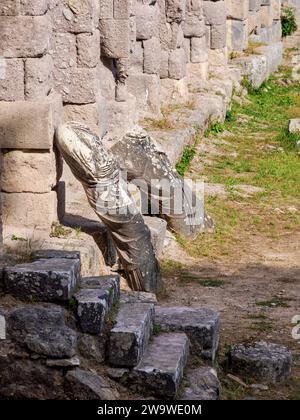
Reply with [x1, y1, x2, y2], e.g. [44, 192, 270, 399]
[7, 305, 77, 358]
[109, 302, 154, 367]
[229, 341, 292, 383]
[129, 332, 189, 398]
[4, 258, 81, 302]
[182, 367, 221, 400]
[155, 306, 220, 361]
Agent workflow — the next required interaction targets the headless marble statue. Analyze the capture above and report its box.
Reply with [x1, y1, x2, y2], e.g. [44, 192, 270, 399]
[56, 122, 162, 293]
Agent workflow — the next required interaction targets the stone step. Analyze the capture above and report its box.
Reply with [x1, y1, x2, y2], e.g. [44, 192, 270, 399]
[108, 302, 154, 367]
[128, 333, 189, 398]
[3, 258, 81, 302]
[154, 306, 220, 361]
[74, 275, 120, 335]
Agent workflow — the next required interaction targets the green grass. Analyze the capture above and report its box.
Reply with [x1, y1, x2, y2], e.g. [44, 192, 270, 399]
[256, 296, 292, 308]
[176, 145, 197, 176]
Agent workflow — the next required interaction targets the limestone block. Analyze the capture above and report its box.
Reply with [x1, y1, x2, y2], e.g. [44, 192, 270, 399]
[227, 0, 249, 20]
[248, 10, 261, 33]
[64, 94, 107, 138]
[159, 50, 170, 78]
[0, 0, 20, 15]
[182, 367, 221, 400]
[1, 150, 57, 193]
[166, 0, 186, 23]
[187, 61, 209, 82]
[0, 59, 24, 101]
[4, 258, 80, 303]
[191, 36, 208, 63]
[52, 32, 77, 70]
[203, 0, 227, 26]
[25, 55, 53, 99]
[114, 0, 130, 19]
[249, 0, 260, 10]
[50, 0, 97, 33]
[170, 22, 185, 49]
[169, 48, 187, 79]
[0, 97, 62, 149]
[99, 57, 117, 101]
[53, 66, 100, 104]
[289, 118, 300, 133]
[77, 31, 101, 68]
[210, 24, 227, 49]
[136, 3, 160, 40]
[260, 4, 273, 27]
[227, 19, 248, 51]
[186, 0, 202, 13]
[100, 0, 114, 18]
[0, 15, 51, 58]
[143, 37, 161, 74]
[127, 74, 161, 118]
[19, 0, 49, 15]
[183, 12, 206, 38]
[272, 0, 281, 20]
[1, 191, 58, 236]
[129, 42, 144, 73]
[105, 94, 138, 137]
[229, 341, 292, 383]
[208, 48, 228, 67]
[183, 37, 191, 63]
[158, 20, 173, 51]
[99, 19, 129, 58]
[160, 77, 189, 105]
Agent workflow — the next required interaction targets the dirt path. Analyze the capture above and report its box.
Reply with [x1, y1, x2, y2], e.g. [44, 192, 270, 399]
[160, 39, 300, 400]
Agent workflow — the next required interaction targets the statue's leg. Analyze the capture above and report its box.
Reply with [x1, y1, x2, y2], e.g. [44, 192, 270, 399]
[110, 130, 214, 239]
[55, 122, 161, 293]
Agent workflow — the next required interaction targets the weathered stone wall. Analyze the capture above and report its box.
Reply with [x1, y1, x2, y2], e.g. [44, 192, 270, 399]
[0, 0, 284, 256]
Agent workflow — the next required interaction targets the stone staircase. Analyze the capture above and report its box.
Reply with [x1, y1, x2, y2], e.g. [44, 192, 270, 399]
[0, 250, 221, 400]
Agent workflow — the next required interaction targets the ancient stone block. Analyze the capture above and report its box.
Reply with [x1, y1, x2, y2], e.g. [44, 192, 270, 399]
[99, 19, 129, 58]
[191, 36, 208, 63]
[227, 0, 249, 20]
[114, 0, 130, 19]
[4, 258, 80, 302]
[25, 55, 53, 99]
[143, 37, 161, 74]
[129, 333, 189, 398]
[127, 73, 161, 118]
[77, 31, 101, 68]
[46, 357, 80, 368]
[64, 93, 107, 137]
[249, 0, 261, 11]
[227, 19, 248, 51]
[0, 15, 51, 58]
[100, 0, 114, 18]
[136, 3, 160, 40]
[51, 0, 97, 33]
[120, 291, 158, 305]
[1, 150, 57, 193]
[203, 0, 227, 26]
[54, 66, 100, 104]
[52, 32, 77, 70]
[32, 249, 81, 260]
[159, 49, 170, 78]
[260, 4, 273, 27]
[109, 303, 154, 367]
[229, 341, 292, 383]
[7, 305, 77, 357]
[155, 306, 220, 360]
[183, 12, 206, 37]
[169, 48, 187, 79]
[0, 58, 24, 101]
[210, 24, 227, 49]
[65, 368, 119, 400]
[0, 98, 60, 149]
[74, 275, 120, 334]
[77, 333, 106, 362]
[19, 0, 49, 15]
[289, 118, 300, 133]
[0, 0, 20, 16]
[166, 0, 186, 23]
[182, 367, 221, 400]
[129, 41, 144, 73]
